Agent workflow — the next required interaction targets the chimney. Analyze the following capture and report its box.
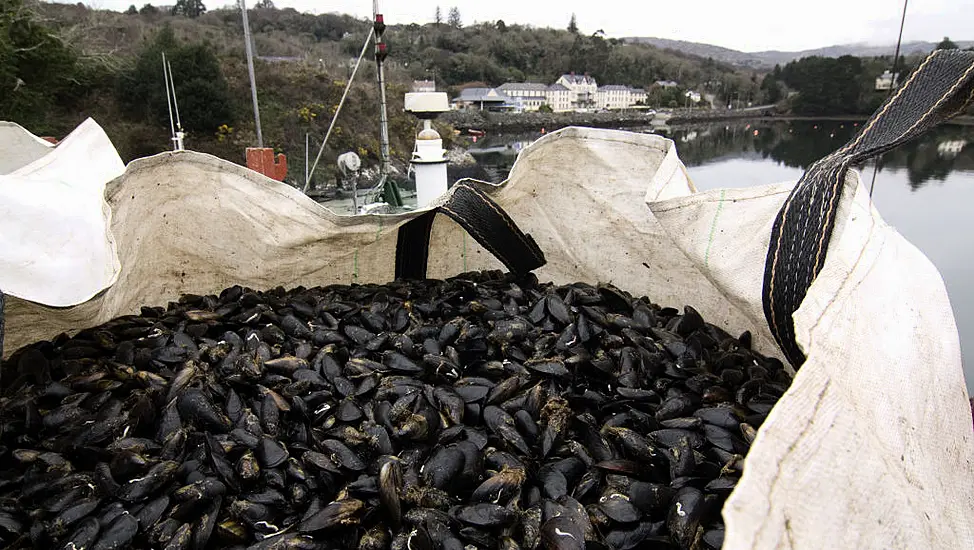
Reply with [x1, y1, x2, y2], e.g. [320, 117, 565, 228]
[246, 148, 288, 181]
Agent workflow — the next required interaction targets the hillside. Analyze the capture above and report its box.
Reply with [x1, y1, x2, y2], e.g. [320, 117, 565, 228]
[625, 36, 974, 68]
[0, 1, 762, 187]
[1, 1, 767, 186]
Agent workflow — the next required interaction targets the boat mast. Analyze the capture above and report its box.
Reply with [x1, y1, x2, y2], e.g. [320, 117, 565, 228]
[163, 52, 184, 151]
[373, 0, 391, 186]
[239, 0, 264, 148]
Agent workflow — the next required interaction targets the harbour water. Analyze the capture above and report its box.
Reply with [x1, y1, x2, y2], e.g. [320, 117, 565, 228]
[466, 120, 974, 392]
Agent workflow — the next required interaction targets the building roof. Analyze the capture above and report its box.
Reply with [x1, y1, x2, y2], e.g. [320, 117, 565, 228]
[655, 80, 679, 87]
[498, 82, 549, 92]
[452, 88, 511, 103]
[560, 74, 597, 85]
[413, 79, 435, 86]
[598, 85, 630, 91]
[547, 83, 569, 91]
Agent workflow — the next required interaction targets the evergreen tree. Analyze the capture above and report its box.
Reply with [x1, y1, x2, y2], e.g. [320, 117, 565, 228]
[447, 7, 461, 28]
[0, 0, 90, 131]
[568, 13, 578, 34]
[116, 26, 232, 134]
[171, 0, 206, 18]
[125, 5, 138, 15]
[434, 6, 442, 25]
[936, 37, 958, 50]
[139, 4, 159, 15]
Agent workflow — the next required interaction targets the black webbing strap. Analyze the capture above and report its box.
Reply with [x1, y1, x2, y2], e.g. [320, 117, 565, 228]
[763, 49, 974, 367]
[0, 290, 4, 370]
[395, 181, 546, 280]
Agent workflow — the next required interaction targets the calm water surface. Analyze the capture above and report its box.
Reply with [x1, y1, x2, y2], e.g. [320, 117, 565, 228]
[465, 120, 974, 392]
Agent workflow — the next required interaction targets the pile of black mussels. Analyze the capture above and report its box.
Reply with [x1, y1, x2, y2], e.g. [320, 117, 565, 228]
[0, 271, 792, 550]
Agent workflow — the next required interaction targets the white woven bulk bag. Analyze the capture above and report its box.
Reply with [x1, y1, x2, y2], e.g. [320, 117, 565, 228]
[1, 49, 972, 550]
[0, 118, 124, 307]
[0, 120, 54, 175]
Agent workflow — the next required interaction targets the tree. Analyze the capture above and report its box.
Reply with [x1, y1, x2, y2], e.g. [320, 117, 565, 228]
[496, 19, 506, 32]
[139, 4, 158, 15]
[116, 26, 232, 134]
[125, 5, 138, 14]
[171, 0, 206, 18]
[936, 37, 958, 50]
[255, 0, 275, 8]
[760, 72, 782, 103]
[447, 6, 460, 28]
[780, 55, 863, 115]
[568, 13, 578, 34]
[434, 6, 442, 25]
[0, 0, 102, 132]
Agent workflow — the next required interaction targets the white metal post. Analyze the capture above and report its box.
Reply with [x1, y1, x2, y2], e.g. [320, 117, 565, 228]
[239, 0, 263, 148]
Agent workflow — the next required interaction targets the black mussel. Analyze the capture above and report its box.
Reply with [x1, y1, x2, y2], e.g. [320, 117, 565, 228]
[540, 516, 583, 550]
[177, 389, 232, 433]
[667, 487, 706, 549]
[422, 445, 465, 489]
[60, 517, 100, 550]
[117, 461, 178, 502]
[454, 503, 517, 527]
[379, 458, 403, 528]
[256, 437, 289, 469]
[0, 273, 793, 550]
[297, 498, 364, 532]
[91, 512, 138, 550]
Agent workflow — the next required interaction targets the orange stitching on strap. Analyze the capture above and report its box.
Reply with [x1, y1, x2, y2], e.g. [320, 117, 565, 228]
[458, 183, 541, 261]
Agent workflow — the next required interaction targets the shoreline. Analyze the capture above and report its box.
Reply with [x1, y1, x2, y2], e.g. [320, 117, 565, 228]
[442, 110, 974, 133]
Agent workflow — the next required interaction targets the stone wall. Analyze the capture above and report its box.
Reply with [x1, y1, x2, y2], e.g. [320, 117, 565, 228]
[441, 108, 776, 132]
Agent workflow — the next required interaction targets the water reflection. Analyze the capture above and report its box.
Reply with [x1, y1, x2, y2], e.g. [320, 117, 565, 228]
[666, 120, 974, 190]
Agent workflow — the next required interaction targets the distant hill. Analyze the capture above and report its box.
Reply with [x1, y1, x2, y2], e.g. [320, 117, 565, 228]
[623, 37, 974, 69]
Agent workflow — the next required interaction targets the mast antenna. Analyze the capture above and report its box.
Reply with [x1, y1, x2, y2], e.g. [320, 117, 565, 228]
[162, 52, 184, 152]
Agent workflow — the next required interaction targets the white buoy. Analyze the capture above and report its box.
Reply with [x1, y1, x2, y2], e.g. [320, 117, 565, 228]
[405, 92, 450, 208]
[413, 120, 448, 208]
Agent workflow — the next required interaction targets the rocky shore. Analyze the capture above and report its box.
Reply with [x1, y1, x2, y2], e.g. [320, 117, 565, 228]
[441, 108, 779, 133]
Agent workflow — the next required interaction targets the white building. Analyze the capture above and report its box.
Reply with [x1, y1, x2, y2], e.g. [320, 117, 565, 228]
[557, 73, 598, 109]
[451, 88, 513, 111]
[629, 86, 648, 105]
[497, 82, 549, 112]
[655, 80, 679, 88]
[875, 70, 900, 91]
[595, 85, 649, 110]
[685, 90, 702, 104]
[596, 85, 632, 110]
[411, 80, 436, 93]
[545, 83, 571, 112]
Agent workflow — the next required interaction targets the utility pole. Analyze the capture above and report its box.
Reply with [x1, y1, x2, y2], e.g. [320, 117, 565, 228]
[374, 0, 391, 186]
[239, 0, 263, 147]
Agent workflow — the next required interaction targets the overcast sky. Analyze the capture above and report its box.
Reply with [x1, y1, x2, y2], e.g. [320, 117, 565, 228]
[68, 0, 971, 52]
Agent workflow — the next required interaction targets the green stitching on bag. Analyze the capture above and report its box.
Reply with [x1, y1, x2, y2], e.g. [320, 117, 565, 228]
[704, 189, 726, 268]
